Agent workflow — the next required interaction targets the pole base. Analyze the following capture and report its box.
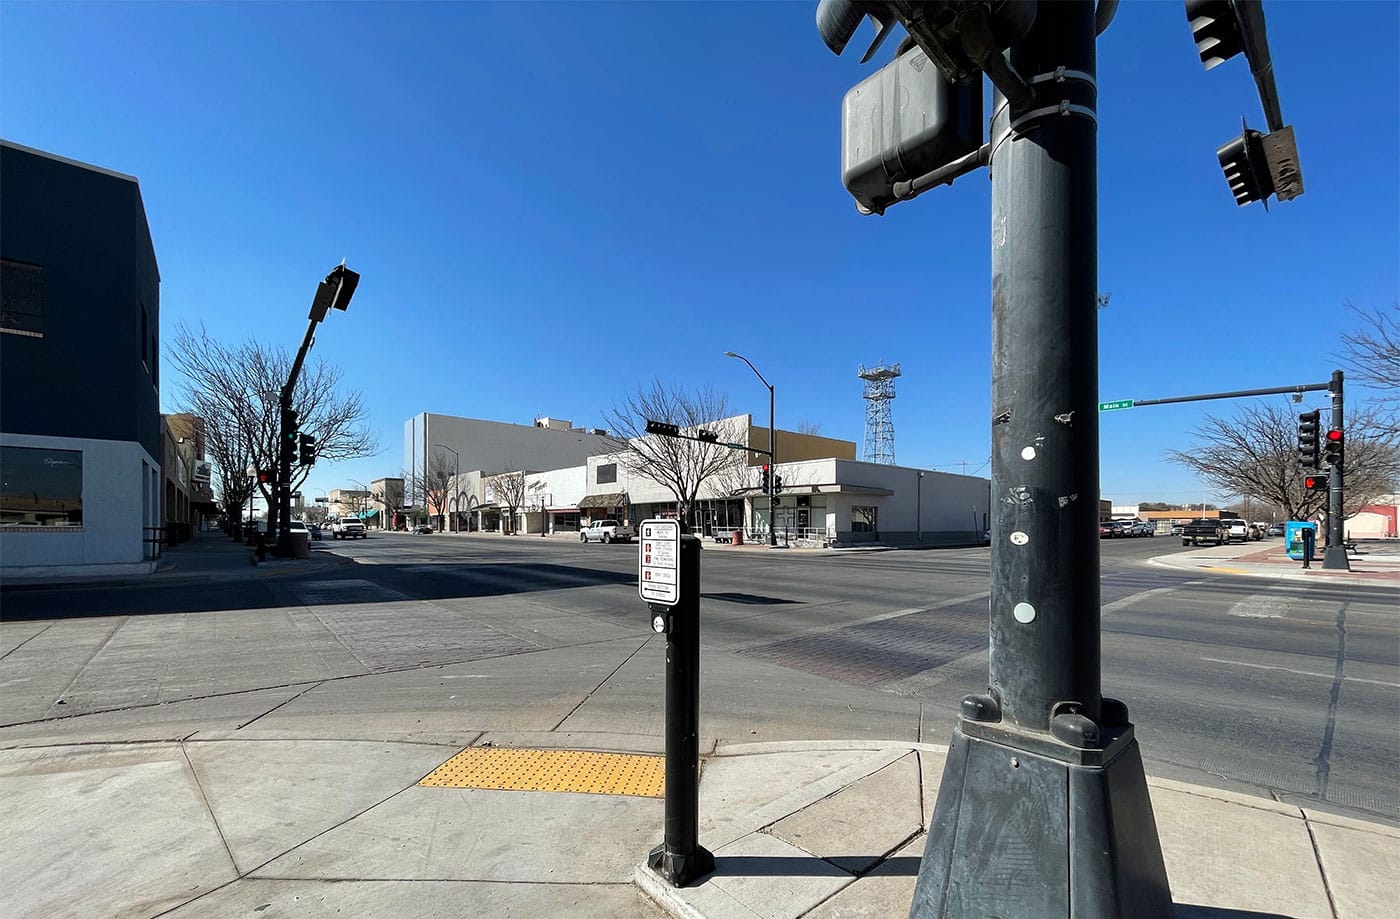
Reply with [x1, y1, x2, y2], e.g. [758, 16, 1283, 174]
[647, 841, 715, 888]
[911, 722, 1172, 918]
[1321, 546, 1351, 571]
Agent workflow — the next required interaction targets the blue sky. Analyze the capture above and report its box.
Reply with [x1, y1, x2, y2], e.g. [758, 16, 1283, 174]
[3, 1, 1396, 508]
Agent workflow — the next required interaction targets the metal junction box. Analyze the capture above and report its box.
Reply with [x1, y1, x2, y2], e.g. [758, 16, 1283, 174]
[841, 46, 983, 214]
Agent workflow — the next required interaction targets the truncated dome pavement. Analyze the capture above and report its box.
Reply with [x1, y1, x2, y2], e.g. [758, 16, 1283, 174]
[419, 747, 665, 798]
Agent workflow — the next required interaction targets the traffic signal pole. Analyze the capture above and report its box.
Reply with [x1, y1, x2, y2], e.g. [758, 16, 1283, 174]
[911, 3, 1171, 914]
[1323, 369, 1349, 570]
[273, 319, 318, 558]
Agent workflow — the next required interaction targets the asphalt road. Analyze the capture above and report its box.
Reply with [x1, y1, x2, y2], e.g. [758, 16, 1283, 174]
[2, 531, 1396, 824]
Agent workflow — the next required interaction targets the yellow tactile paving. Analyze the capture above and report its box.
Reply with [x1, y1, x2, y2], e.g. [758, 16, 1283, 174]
[418, 747, 665, 798]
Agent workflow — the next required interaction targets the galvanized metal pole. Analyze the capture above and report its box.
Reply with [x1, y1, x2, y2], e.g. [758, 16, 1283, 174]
[912, 4, 1171, 914]
[1322, 369, 1350, 570]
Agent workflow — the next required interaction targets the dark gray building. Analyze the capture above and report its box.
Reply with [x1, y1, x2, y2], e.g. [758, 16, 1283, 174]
[1, 140, 163, 575]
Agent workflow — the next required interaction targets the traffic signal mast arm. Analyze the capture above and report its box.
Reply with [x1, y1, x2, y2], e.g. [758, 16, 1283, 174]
[643, 419, 772, 458]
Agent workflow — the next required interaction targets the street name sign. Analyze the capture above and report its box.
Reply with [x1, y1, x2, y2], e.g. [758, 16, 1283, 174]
[1098, 399, 1134, 411]
[638, 519, 681, 606]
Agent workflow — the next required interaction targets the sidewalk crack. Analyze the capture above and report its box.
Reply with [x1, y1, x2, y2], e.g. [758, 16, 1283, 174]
[179, 740, 240, 875]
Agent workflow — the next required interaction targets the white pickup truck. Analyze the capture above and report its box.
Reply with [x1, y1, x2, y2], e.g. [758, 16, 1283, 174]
[579, 519, 635, 544]
[330, 516, 367, 539]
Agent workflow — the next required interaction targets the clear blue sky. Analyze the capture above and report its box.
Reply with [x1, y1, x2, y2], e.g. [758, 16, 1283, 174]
[3, 1, 1396, 508]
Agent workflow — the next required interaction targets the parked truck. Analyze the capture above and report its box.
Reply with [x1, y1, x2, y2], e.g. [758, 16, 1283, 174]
[1180, 518, 1228, 547]
[579, 519, 635, 544]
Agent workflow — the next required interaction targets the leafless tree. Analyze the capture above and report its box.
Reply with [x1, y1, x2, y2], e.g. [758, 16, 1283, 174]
[488, 470, 527, 534]
[169, 322, 378, 514]
[602, 381, 748, 525]
[421, 449, 457, 531]
[1336, 303, 1400, 435]
[796, 419, 823, 436]
[1168, 401, 1400, 521]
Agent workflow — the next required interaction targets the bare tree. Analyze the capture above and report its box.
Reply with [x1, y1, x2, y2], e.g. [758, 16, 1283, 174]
[796, 419, 823, 436]
[1336, 303, 1400, 435]
[169, 322, 378, 513]
[421, 449, 457, 531]
[1168, 401, 1400, 521]
[488, 470, 527, 534]
[602, 381, 748, 525]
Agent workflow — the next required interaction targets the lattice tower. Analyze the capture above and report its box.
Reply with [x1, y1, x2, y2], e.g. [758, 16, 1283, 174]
[858, 362, 900, 465]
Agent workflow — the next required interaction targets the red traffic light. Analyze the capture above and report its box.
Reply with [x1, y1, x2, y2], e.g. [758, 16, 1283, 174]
[762, 463, 770, 472]
[1304, 475, 1327, 491]
[1326, 429, 1342, 442]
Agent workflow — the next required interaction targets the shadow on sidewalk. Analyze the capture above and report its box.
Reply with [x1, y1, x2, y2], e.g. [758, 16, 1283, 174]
[710, 855, 921, 877]
[1175, 907, 1295, 918]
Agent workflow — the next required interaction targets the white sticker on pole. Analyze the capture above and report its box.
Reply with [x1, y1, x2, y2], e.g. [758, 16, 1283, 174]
[638, 519, 681, 606]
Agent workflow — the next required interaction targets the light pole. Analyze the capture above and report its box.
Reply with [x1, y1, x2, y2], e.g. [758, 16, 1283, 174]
[434, 444, 459, 532]
[725, 351, 776, 548]
[273, 263, 359, 557]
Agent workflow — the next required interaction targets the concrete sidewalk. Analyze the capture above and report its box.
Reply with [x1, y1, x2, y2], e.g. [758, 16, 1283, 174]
[1, 733, 1396, 918]
[1149, 537, 1400, 588]
[0, 529, 348, 589]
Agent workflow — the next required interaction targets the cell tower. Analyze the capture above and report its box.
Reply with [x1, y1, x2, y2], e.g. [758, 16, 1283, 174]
[858, 362, 900, 465]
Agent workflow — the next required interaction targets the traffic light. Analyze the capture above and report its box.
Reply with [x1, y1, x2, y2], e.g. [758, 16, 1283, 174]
[1185, 0, 1245, 70]
[281, 407, 299, 464]
[1183, 0, 1304, 206]
[839, 43, 984, 215]
[1217, 124, 1274, 208]
[773, 474, 784, 494]
[1304, 474, 1327, 492]
[646, 419, 680, 438]
[298, 433, 317, 467]
[696, 429, 719, 443]
[1297, 410, 1320, 469]
[760, 464, 771, 492]
[1323, 428, 1343, 466]
[257, 469, 271, 485]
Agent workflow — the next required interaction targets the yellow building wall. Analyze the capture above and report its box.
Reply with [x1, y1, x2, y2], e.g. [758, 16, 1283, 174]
[745, 425, 857, 464]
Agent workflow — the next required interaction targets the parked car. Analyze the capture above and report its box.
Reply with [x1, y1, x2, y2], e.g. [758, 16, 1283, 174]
[1130, 520, 1156, 537]
[579, 519, 635, 544]
[309, 523, 322, 540]
[330, 516, 367, 539]
[411, 523, 434, 534]
[1266, 524, 1285, 537]
[1099, 520, 1126, 538]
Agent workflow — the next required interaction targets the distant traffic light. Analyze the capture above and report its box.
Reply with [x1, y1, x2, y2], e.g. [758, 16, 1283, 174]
[257, 469, 271, 485]
[645, 419, 680, 438]
[1297, 410, 1320, 469]
[298, 433, 317, 467]
[760, 464, 771, 493]
[696, 429, 719, 443]
[1304, 474, 1327, 492]
[1324, 428, 1343, 466]
[773, 474, 784, 494]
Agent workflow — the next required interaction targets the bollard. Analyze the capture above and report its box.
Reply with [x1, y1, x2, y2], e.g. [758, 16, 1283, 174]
[640, 522, 714, 887]
[1301, 526, 1315, 569]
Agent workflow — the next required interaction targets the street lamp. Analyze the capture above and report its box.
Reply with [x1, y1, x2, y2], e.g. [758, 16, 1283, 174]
[434, 444, 459, 532]
[725, 351, 776, 548]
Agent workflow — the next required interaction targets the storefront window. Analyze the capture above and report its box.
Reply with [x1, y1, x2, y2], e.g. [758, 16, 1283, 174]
[1, 445, 83, 525]
[851, 506, 877, 533]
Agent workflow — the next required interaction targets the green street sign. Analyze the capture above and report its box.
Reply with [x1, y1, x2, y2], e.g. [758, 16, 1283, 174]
[1099, 399, 1134, 411]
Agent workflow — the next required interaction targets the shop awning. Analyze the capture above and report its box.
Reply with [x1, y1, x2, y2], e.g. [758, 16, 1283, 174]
[578, 493, 627, 509]
[358, 509, 381, 520]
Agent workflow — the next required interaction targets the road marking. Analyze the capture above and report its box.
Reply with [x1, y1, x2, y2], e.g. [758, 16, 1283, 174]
[1204, 566, 1251, 575]
[1200, 657, 1400, 688]
[1227, 593, 1289, 619]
